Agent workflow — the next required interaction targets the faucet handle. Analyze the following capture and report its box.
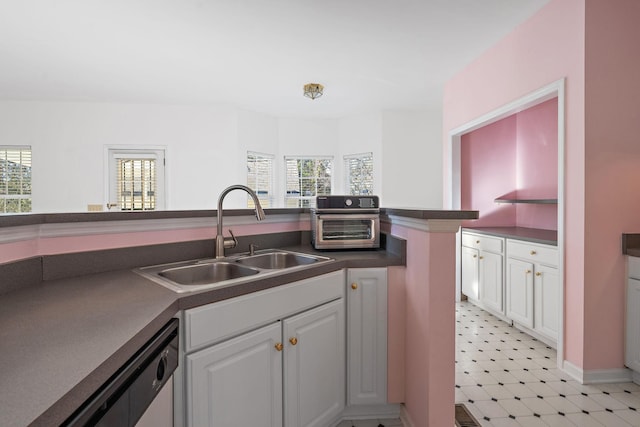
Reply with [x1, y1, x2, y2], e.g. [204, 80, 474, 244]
[223, 229, 238, 249]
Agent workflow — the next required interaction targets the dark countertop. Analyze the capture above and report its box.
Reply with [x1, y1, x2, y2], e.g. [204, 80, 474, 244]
[462, 226, 558, 246]
[0, 207, 478, 227]
[622, 234, 640, 257]
[0, 243, 404, 427]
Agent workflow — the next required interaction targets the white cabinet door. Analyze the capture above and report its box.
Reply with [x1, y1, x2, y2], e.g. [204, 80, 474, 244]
[506, 257, 534, 328]
[461, 246, 479, 301]
[283, 299, 345, 427]
[534, 264, 559, 342]
[480, 251, 503, 314]
[347, 268, 387, 406]
[626, 278, 640, 372]
[186, 322, 283, 427]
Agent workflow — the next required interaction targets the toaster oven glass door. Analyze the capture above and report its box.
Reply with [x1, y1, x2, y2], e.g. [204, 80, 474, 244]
[315, 214, 379, 248]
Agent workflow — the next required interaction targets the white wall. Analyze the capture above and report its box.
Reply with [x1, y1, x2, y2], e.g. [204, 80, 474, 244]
[0, 101, 241, 212]
[381, 109, 443, 208]
[0, 101, 443, 212]
[337, 112, 383, 197]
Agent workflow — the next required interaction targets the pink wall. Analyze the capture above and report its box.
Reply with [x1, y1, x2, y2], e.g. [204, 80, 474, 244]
[443, 0, 588, 368]
[515, 99, 558, 230]
[0, 221, 307, 264]
[387, 223, 458, 427]
[582, 0, 640, 369]
[461, 98, 558, 230]
[447, 0, 640, 373]
[461, 116, 517, 227]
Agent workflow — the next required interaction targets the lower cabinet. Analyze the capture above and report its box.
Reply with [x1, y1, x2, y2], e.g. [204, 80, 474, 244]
[186, 299, 345, 427]
[180, 267, 392, 426]
[187, 323, 283, 427]
[181, 271, 346, 427]
[347, 268, 387, 406]
[505, 257, 534, 328]
[460, 231, 504, 316]
[283, 300, 345, 427]
[625, 257, 640, 375]
[506, 239, 559, 345]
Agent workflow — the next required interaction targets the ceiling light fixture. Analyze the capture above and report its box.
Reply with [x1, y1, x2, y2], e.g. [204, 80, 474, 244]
[303, 83, 324, 100]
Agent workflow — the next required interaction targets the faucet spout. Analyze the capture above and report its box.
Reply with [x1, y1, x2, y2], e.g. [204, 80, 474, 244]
[216, 185, 266, 258]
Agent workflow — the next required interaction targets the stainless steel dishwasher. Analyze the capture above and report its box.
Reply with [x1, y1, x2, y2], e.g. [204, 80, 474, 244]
[63, 318, 179, 427]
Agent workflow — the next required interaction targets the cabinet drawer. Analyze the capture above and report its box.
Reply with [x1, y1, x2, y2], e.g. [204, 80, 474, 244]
[629, 256, 640, 280]
[462, 232, 503, 254]
[507, 239, 557, 267]
[184, 270, 345, 353]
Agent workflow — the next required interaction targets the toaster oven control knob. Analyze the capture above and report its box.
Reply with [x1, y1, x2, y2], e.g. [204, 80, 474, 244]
[345, 198, 352, 207]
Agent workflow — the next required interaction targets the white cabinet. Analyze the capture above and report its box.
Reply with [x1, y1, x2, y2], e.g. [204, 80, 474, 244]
[506, 240, 559, 345]
[461, 232, 504, 315]
[182, 270, 346, 427]
[506, 257, 534, 328]
[481, 251, 504, 314]
[284, 300, 345, 427]
[186, 323, 283, 427]
[461, 246, 480, 301]
[346, 268, 387, 406]
[626, 257, 640, 376]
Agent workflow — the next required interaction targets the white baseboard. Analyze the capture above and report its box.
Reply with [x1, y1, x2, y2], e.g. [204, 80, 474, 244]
[563, 360, 633, 384]
[399, 404, 414, 427]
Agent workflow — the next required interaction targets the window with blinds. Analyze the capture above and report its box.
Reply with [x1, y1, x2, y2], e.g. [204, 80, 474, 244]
[116, 158, 157, 211]
[0, 146, 32, 214]
[285, 156, 333, 208]
[247, 151, 274, 208]
[107, 148, 165, 211]
[344, 152, 373, 196]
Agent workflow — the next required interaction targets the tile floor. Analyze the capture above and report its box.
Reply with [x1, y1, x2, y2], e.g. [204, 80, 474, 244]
[456, 301, 640, 426]
[335, 418, 403, 427]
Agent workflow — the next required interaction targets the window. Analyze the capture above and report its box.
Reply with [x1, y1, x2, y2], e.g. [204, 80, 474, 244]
[246, 152, 274, 208]
[107, 148, 165, 211]
[0, 146, 32, 213]
[285, 156, 333, 207]
[344, 152, 373, 195]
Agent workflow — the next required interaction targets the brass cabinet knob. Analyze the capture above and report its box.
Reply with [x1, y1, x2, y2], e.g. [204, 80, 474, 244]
[351, 283, 358, 290]
[530, 250, 537, 255]
[479, 256, 484, 260]
[473, 254, 477, 258]
[289, 337, 298, 346]
[275, 343, 283, 352]
[476, 240, 480, 244]
[536, 272, 542, 277]
[525, 269, 532, 274]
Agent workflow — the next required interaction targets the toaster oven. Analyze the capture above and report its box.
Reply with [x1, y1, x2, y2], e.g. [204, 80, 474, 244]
[311, 195, 380, 249]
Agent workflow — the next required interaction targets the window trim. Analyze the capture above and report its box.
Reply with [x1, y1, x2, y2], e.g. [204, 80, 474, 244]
[105, 146, 166, 211]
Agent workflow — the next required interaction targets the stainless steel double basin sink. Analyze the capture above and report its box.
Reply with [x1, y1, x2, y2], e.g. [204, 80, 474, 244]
[135, 249, 332, 293]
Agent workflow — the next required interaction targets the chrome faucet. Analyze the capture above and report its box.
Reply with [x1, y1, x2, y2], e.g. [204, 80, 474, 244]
[215, 185, 266, 258]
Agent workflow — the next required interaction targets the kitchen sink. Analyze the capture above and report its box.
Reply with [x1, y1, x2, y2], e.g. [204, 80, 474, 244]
[235, 250, 324, 269]
[135, 249, 332, 293]
[159, 262, 259, 286]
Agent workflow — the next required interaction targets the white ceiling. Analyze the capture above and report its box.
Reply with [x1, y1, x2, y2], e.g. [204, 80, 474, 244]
[0, 0, 550, 118]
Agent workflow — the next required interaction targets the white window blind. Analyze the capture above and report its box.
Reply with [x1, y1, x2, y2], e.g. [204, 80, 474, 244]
[344, 152, 373, 196]
[284, 156, 333, 208]
[247, 151, 274, 208]
[117, 157, 156, 211]
[0, 146, 32, 213]
[107, 148, 165, 211]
